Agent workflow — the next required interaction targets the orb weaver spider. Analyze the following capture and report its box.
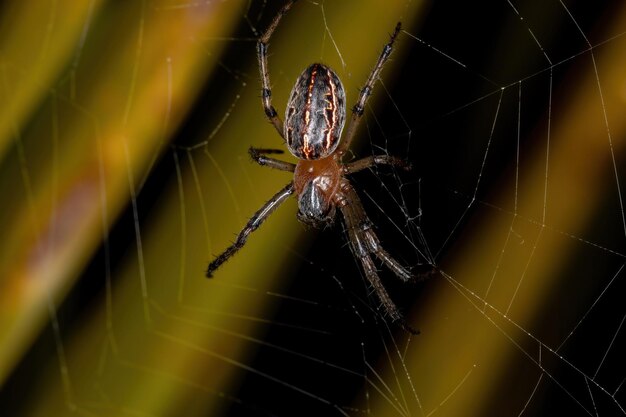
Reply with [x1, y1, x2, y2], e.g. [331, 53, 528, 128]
[207, 0, 423, 333]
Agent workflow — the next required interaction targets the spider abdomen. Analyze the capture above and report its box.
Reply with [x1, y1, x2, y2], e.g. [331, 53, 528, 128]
[284, 63, 346, 160]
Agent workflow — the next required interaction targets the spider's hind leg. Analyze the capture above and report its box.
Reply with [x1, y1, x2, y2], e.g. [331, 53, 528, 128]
[337, 22, 402, 156]
[257, 0, 299, 138]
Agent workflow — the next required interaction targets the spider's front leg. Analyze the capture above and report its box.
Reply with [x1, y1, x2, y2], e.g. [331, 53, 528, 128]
[337, 181, 419, 334]
[206, 182, 294, 277]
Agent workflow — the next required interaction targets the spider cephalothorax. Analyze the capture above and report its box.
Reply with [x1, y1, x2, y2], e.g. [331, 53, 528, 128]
[294, 156, 341, 228]
[207, 0, 421, 333]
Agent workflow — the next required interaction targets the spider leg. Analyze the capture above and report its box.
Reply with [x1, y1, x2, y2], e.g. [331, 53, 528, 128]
[341, 191, 414, 283]
[337, 22, 402, 156]
[249, 147, 296, 172]
[338, 181, 418, 334]
[363, 233, 413, 282]
[361, 257, 403, 321]
[354, 236, 419, 335]
[206, 182, 295, 277]
[257, 0, 298, 138]
[344, 154, 411, 175]
[359, 208, 438, 284]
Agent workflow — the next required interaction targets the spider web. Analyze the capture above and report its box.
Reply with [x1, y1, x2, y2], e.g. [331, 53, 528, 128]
[0, 0, 625, 416]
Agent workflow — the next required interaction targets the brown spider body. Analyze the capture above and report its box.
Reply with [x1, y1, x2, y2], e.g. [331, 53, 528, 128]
[207, 0, 423, 333]
[294, 156, 342, 227]
[285, 63, 346, 160]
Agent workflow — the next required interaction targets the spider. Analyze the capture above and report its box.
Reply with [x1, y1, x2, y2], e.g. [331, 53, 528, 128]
[207, 0, 421, 333]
